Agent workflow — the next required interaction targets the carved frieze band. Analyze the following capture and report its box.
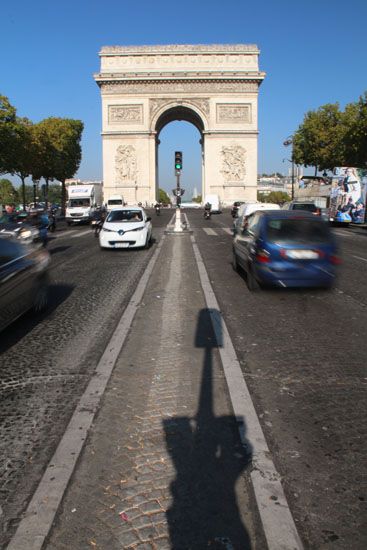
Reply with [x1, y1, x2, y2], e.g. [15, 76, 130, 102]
[221, 145, 246, 182]
[109, 105, 143, 124]
[149, 98, 210, 119]
[216, 103, 251, 124]
[101, 81, 259, 95]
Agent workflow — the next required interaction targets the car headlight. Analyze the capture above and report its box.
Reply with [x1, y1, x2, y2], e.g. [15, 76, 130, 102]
[20, 229, 32, 239]
[132, 226, 145, 232]
[102, 227, 113, 232]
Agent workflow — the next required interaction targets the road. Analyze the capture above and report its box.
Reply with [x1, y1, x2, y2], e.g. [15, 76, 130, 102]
[0, 209, 366, 549]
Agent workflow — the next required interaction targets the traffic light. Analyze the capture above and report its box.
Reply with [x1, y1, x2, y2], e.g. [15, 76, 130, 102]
[175, 151, 183, 171]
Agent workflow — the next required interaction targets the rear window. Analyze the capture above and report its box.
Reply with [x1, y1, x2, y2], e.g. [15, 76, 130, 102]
[292, 203, 317, 212]
[266, 218, 331, 244]
[108, 199, 123, 205]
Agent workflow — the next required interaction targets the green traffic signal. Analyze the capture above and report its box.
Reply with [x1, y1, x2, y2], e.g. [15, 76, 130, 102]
[174, 151, 183, 171]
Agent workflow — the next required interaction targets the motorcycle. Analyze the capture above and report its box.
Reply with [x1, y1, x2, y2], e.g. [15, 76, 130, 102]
[92, 218, 104, 237]
[48, 208, 56, 232]
[155, 205, 161, 216]
[204, 209, 211, 220]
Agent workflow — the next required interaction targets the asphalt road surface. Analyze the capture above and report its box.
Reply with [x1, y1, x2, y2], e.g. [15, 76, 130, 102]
[0, 209, 366, 549]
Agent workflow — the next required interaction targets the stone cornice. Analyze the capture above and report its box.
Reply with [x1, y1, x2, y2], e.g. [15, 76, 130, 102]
[100, 44, 260, 55]
[95, 72, 265, 82]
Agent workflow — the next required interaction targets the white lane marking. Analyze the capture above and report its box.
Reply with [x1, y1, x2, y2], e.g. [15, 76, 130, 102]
[55, 229, 78, 238]
[203, 228, 218, 236]
[70, 229, 92, 238]
[333, 230, 353, 237]
[191, 235, 303, 550]
[352, 255, 367, 263]
[7, 234, 166, 550]
[223, 227, 233, 235]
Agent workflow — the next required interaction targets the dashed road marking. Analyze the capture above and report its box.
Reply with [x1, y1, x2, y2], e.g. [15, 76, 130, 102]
[223, 227, 233, 235]
[352, 254, 367, 263]
[70, 229, 92, 238]
[203, 228, 218, 236]
[54, 229, 78, 238]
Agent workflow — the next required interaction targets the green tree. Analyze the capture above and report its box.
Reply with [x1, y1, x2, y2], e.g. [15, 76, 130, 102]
[192, 194, 202, 204]
[257, 191, 290, 204]
[0, 95, 17, 175]
[341, 92, 367, 167]
[9, 117, 35, 209]
[158, 188, 171, 204]
[293, 103, 343, 173]
[0, 178, 19, 205]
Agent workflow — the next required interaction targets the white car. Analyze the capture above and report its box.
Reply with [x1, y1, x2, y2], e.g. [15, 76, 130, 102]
[99, 207, 152, 249]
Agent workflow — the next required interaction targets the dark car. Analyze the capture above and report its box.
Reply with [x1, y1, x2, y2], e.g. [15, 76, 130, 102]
[281, 201, 321, 215]
[0, 211, 43, 245]
[232, 210, 340, 290]
[0, 235, 50, 332]
[231, 201, 245, 218]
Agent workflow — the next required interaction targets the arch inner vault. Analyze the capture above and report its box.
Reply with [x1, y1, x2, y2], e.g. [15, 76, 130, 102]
[94, 44, 265, 205]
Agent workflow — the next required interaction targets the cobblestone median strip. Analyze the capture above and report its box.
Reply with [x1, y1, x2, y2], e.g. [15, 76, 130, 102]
[7, 236, 166, 550]
[190, 234, 304, 550]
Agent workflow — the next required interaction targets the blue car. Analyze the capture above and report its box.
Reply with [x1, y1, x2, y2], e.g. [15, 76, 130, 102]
[232, 210, 340, 289]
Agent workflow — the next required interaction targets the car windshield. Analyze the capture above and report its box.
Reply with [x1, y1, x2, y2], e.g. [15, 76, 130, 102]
[108, 200, 123, 205]
[69, 199, 90, 207]
[266, 218, 331, 244]
[292, 203, 317, 212]
[106, 210, 143, 223]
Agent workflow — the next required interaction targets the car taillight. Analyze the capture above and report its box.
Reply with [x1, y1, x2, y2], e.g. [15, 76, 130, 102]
[330, 254, 342, 265]
[255, 249, 270, 263]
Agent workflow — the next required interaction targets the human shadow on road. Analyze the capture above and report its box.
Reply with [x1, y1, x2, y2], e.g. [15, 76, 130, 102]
[164, 308, 252, 549]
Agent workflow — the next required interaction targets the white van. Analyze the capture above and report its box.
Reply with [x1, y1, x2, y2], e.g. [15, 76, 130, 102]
[106, 195, 124, 211]
[233, 202, 280, 233]
[203, 194, 221, 213]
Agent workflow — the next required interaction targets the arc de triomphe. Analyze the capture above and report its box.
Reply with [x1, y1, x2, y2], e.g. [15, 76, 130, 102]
[94, 44, 265, 206]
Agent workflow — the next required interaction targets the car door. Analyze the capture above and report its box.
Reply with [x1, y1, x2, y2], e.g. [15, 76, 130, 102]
[0, 239, 35, 331]
[234, 212, 260, 268]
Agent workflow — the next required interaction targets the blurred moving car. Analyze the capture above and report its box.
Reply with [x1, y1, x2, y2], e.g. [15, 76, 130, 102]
[0, 211, 41, 245]
[281, 201, 321, 216]
[233, 202, 280, 234]
[231, 201, 245, 218]
[99, 206, 152, 249]
[0, 235, 50, 331]
[232, 210, 340, 290]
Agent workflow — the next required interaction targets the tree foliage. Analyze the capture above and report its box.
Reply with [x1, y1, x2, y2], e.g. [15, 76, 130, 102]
[159, 188, 171, 204]
[0, 178, 19, 205]
[257, 191, 290, 204]
[293, 92, 367, 171]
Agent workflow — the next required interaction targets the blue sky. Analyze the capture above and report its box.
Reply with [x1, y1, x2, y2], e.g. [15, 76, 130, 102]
[1, 0, 366, 198]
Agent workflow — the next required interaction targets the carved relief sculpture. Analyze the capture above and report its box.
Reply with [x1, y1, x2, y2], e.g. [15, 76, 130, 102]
[115, 145, 137, 183]
[109, 105, 143, 124]
[217, 103, 251, 123]
[221, 145, 246, 182]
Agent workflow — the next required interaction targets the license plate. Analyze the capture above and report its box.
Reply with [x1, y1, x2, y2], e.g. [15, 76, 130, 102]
[286, 249, 319, 260]
[115, 242, 129, 248]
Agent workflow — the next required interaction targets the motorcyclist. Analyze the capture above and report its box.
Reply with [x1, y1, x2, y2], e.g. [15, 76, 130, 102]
[204, 202, 212, 219]
[92, 206, 107, 236]
[155, 202, 161, 215]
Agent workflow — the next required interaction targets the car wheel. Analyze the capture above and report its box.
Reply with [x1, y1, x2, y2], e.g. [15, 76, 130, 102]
[33, 280, 49, 312]
[247, 265, 259, 291]
[232, 248, 239, 272]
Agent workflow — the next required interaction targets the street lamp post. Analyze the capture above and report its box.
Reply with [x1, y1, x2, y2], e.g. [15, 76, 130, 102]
[283, 137, 295, 200]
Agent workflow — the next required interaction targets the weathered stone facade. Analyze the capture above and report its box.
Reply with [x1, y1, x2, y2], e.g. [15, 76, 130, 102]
[94, 44, 265, 205]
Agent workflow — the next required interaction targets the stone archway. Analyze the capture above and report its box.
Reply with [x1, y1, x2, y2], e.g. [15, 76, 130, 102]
[94, 44, 265, 206]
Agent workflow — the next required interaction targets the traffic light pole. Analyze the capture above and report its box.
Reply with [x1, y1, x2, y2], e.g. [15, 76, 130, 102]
[174, 170, 183, 232]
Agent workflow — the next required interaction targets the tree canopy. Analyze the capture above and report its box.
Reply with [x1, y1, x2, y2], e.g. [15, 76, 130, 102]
[293, 92, 367, 172]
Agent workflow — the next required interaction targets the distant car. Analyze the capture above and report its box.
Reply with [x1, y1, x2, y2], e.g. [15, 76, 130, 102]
[0, 235, 50, 332]
[233, 202, 280, 234]
[99, 207, 152, 249]
[231, 201, 245, 218]
[282, 201, 321, 215]
[232, 209, 340, 290]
